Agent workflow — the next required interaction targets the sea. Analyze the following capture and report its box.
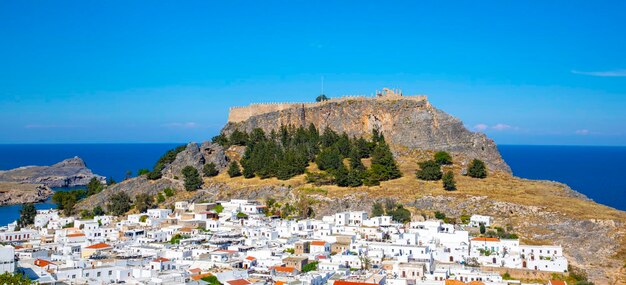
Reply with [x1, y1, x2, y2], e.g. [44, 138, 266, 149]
[0, 144, 624, 225]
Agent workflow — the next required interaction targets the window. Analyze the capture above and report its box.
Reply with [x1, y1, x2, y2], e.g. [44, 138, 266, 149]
[97, 272, 101, 277]
[109, 271, 112, 276]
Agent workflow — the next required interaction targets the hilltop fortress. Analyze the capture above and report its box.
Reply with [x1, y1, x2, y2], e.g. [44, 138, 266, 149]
[228, 88, 427, 123]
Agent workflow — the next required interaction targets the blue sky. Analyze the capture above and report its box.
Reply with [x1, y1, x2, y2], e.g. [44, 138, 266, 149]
[1, 1, 625, 145]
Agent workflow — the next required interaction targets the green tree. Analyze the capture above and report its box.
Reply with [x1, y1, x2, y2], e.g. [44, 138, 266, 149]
[435, 211, 446, 220]
[157, 193, 166, 203]
[349, 148, 365, 171]
[227, 161, 242, 177]
[182, 166, 202, 191]
[316, 147, 342, 171]
[211, 134, 229, 146]
[163, 188, 175, 197]
[107, 176, 116, 185]
[86, 177, 104, 197]
[467, 159, 487, 178]
[0, 272, 32, 285]
[147, 145, 187, 180]
[201, 275, 222, 285]
[134, 193, 155, 213]
[52, 190, 85, 216]
[389, 206, 411, 223]
[302, 261, 319, 272]
[107, 192, 132, 216]
[137, 168, 150, 176]
[434, 151, 453, 165]
[442, 171, 457, 191]
[333, 164, 350, 187]
[203, 162, 219, 177]
[93, 205, 105, 216]
[214, 204, 224, 213]
[371, 202, 385, 217]
[125, 170, 132, 180]
[316, 94, 329, 102]
[320, 128, 339, 148]
[415, 160, 443, 181]
[18, 203, 37, 227]
[229, 129, 249, 146]
[369, 142, 401, 181]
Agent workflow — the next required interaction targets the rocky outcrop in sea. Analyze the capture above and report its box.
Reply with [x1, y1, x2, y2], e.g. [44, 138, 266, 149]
[0, 157, 105, 188]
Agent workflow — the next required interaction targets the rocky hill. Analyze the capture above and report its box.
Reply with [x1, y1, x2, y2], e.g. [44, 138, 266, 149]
[0, 157, 105, 188]
[77, 93, 626, 283]
[222, 96, 511, 173]
[0, 182, 53, 205]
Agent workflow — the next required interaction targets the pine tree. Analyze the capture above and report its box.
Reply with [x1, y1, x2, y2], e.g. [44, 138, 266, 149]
[434, 151, 453, 165]
[18, 203, 36, 227]
[316, 147, 342, 170]
[182, 166, 202, 191]
[320, 128, 339, 148]
[349, 148, 366, 171]
[442, 171, 457, 191]
[416, 160, 443, 181]
[203, 162, 219, 177]
[333, 164, 350, 187]
[86, 177, 104, 197]
[369, 142, 401, 181]
[228, 161, 242, 177]
[467, 159, 487, 178]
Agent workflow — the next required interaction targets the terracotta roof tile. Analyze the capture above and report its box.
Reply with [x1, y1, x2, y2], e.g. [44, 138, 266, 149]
[470, 237, 500, 242]
[85, 242, 111, 249]
[226, 279, 251, 285]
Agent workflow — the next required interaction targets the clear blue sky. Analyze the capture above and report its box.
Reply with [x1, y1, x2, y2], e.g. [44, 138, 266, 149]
[1, 1, 625, 145]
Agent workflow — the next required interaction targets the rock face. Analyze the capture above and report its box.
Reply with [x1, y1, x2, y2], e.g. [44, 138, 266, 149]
[0, 157, 105, 188]
[222, 97, 511, 173]
[76, 175, 181, 211]
[0, 182, 54, 205]
[163, 142, 229, 179]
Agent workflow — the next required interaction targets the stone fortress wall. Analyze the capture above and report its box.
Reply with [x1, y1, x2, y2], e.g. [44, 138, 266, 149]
[228, 88, 428, 123]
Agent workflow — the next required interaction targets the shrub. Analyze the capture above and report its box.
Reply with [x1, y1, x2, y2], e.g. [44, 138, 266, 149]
[86, 177, 104, 197]
[467, 159, 487, 178]
[434, 151, 453, 165]
[416, 160, 442, 181]
[163, 188, 175, 197]
[305, 171, 335, 185]
[137, 168, 150, 176]
[302, 261, 319, 272]
[434, 211, 446, 220]
[157, 193, 165, 203]
[93, 206, 105, 216]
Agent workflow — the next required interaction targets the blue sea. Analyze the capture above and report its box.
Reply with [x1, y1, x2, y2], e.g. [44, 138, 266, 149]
[0, 144, 624, 225]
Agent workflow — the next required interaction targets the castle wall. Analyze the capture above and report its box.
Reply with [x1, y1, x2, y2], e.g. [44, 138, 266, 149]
[227, 95, 427, 123]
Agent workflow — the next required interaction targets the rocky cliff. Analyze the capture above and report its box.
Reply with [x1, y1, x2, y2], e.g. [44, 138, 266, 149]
[0, 182, 54, 205]
[222, 97, 511, 173]
[0, 157, 105, 188]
